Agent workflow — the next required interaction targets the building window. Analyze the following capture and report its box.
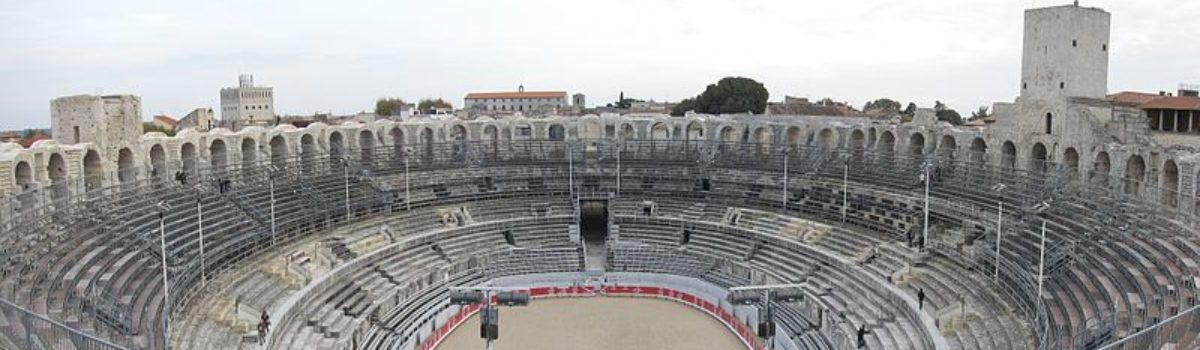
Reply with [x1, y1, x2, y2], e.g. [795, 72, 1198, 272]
[1045, 113, 1053, 134]
[1072, 40, 1077, 47]
[1060, 82, 1065, 89]
[1103, 44, 1108, 51]
[1023, 82, 1027, 90]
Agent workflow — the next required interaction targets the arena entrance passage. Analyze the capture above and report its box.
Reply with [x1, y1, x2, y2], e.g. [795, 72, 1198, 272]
[580, 200, 609, 243]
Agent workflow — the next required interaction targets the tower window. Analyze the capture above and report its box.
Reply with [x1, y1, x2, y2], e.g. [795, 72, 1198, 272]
[1103, 44, 1108, 51]
[1023, 82, 1027, 90]
[1045, 113, 1053, 134]
[1072, 40, 1077, 47]
[1060, 82, 1065, 89]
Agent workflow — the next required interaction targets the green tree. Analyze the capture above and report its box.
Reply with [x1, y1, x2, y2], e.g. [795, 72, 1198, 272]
[417, 98, 453, 113]
[692, 77, 770, 115]
[933, 101, 964, 125]
[902, 103, 918, 116]
[970, 106, 990, 120]
[863, 98, 902, 112]
[142, 123, 176, 137]
[375, 98, 408, 116]
[670, 98, 697, 116]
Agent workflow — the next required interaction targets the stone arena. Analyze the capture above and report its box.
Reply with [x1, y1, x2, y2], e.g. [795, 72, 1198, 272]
[1, 3, 1199, 350]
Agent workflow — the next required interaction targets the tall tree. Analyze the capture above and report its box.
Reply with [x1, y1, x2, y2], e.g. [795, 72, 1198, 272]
[417, 98, 453, 112]
[902, 103, 918, 116]
[692, 77, 770, 115]
[670, 98, 697, 116]
[970, 106, 991, 120]
[933, 101, 964, 125]
[864, 98, 902, 112]
[375, 98, 408, 116]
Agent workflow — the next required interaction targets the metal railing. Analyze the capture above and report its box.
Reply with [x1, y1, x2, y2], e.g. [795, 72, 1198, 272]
[1099, 303, 1200, 350]
[0, 297, 128, 350]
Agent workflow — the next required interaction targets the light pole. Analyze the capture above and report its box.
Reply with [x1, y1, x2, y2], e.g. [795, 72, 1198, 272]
[404, 147, 412, 211]
[450, 286, 532, 350]
[782, 148, 789, 210]
[991, 183, 1007, 282]
[841, 154, 850, 223]
[269, 168, 277, 246]
[196, 197, 206, 288]
[1030, 200, 1051, 309]
[156, 201, 173, 349]
[728, 283, 806, 350]
[342, 158, 351, 220]
[568, 142, 574, 198]
[615, 145, 622, 196]
[919, 161, 933, 248]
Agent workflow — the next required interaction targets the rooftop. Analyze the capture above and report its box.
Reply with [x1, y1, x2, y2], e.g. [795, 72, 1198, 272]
[465, 91, 567, 100]
[1109, 91, 1200, 111]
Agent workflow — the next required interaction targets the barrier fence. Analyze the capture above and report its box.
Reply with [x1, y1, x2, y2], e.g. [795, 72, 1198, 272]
[0, 297, 127, 350]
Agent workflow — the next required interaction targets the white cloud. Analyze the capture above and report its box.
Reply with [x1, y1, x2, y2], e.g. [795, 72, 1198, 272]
[0, 0, 1196, 129]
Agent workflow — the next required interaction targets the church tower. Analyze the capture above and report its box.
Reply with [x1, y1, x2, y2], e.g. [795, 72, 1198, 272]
[1020, 2, 1111, 100]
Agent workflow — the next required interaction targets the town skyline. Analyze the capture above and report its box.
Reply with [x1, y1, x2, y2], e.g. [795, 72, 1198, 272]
[1, 0, 1197, 130]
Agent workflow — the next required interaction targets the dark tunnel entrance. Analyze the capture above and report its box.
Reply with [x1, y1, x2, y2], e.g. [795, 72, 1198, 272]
[580, 200, 609, 243]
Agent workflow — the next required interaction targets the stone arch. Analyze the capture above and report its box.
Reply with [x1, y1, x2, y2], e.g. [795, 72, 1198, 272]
[149, 144, 167, 178]
[650, 122, 669, 140]
[580, 119, 603, 139]
[360, 129, 376, 165]
[786, 127, 802, 147]
[549, 124, 567, 141]
[300, 134, 316, 172]
[867, 128, 877, 148]
[117, 148, 136, 183]
[13, 161, 32, 191]
[390, 127, 406, 147]
[1030, 143, 1048, 172]
[878, 131, 896, 154]
[937, 135, 956, 158]
[1162, 159, 1179, 207]
[619, 123, 639, 141]
[908, 132, 925, 156]
[1001, 141, 1017, 169]
[1092, 151, 1111, 186]
[817, 128, 835, 148]
[849, 129, 866, 150]
[449, 125, 468, 142]
[686, 121, 705, 141]
[719, 126, 737, 143]
[1063, 148, 1080, 173]
[83, 150, 102, 191]
[270, 135, 287, 167]
[420, 127, 435, 161]
[483, 124, 499, 143]
[181, 143, 197, 175]
[329, 131, 345, 156]
[1125, 155, 1146, 195]
[241, 138, 257, 168]
[754, 127, 772, 155]
[210, 139, 228, 169]
[969, 138, 987, 163]
[48, 153, 67, 200]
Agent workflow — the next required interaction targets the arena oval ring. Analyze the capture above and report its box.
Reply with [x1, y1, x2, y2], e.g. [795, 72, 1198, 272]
[1, 115, 1198, 350]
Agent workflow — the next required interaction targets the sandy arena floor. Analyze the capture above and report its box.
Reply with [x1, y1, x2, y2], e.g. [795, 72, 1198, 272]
[435, 296, 747, 350]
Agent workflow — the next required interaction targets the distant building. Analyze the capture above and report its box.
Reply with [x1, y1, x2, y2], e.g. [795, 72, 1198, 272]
[572, 93, 586, 108]
[1109, 86, 1200, 134]
[151, 115, 178, 131]
[219, 74, 275, 127]
[178, 108, 215, 131]
[465, 85, 568, 114]
[50, 94, 142, 150]
[768, 96, 863, 117]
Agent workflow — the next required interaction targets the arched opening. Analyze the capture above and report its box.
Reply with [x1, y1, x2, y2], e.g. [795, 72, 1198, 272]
[1162, 160, 1179, 207]
[786, 127, 802, 148]
[329, 131, 345, 156]
[651, 122, 669, 140]
[450, 125, 468, 142]
[1091, 152, 1111, 187]
[867, 128, 877, 148]
[117, 148, 136, 183]
[969, 138, 987, 163]
[1030, 143, 1048, 172]
[210, 139, 228, 170]
[878, 131, 896, 155]
[1125, 155, 1146, 195]
[937, 135, 956, 158]
[581, 120, 603, 139]
[849, 130, 866, 150]
[421, 127, 435, 162]
[83, 150, 102, 191]
[719, 126, 737, 143]
[181, 143, 197, 176]
[48, 153, 67, 200]
[241, 138, 258, 170]
[1001, 141, 1017, 169]
[300, 134, 316, 172]
[359, 130, 376, 166]
[754, 127, 772, 155]
[390, 127, 406, 163]
[621, 124, 637, 140]
[549, 124, 567, 141]
[908, 133, 925, 156]
[686, 121, 704, 141]
[1063, 148, 1080, 175]
[14, 161, 32, 191]
[149, 144, 166, 178]
[1045, 113, 1053, 134]
[270, 135, 287, 168]
[482, 125, 499, 160]
[817, 129, 835, 148]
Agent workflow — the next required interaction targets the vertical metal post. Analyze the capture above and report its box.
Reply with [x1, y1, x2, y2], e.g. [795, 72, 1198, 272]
[782, 150, 788, 209]
[343, 161, 351, 219]
[1037, 219, 1046, 305]
[197, 198, 206, 288]
[157, 211, 171, 349]
[269, 176, 277, 246]
[405, 152, 411, 211]
[616, 146, 621, 196]
[568, 143, 574, 197]
[994, 200, 1002, 282]
[841, 161, 848, 223]
[922, 166, 930, 247]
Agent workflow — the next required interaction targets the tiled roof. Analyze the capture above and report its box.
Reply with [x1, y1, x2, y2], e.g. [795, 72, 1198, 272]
[1109, 91, 1200, 111]
[465, 91, 567, 100]
[154, 115, 178, 127]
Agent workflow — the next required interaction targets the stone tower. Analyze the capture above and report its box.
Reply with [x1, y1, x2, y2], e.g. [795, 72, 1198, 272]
[50, 94, 142, 149]
[1020, 3, 1111, 101]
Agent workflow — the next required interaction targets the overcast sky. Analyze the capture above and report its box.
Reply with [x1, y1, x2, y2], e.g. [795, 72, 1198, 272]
[0, 0, 1197, 130]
